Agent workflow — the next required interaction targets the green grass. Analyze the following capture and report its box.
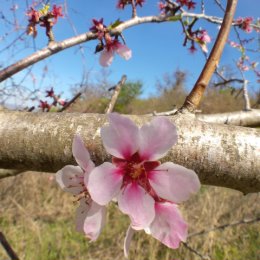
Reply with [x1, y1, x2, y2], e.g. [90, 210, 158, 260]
[0, 172, 259, 260]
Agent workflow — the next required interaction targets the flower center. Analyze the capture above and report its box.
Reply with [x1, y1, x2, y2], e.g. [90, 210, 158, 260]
[128, 163, 145, 179]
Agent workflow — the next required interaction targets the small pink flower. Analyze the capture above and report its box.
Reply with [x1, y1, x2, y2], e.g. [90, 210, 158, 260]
[88, 113, 200, 244]
[51, 5, 63, 24]
[236, 17, 253, 33]
[196, 30, 211, 53]
[99, 40, 132, 67]
[56, 135, 106, 241]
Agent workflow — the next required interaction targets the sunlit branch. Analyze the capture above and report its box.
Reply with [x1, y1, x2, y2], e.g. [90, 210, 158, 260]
[180, 0, 238, 112]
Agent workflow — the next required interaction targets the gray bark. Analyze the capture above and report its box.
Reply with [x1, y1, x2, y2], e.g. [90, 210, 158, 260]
[0, 111, 259, 194]
[197, 109, 260, 127]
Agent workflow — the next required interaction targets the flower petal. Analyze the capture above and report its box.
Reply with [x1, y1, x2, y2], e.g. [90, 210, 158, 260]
[75, 199, 106, 241]
[56, 165, 84, 195]
[99, 50, 114, 67]
[124, 225, 135, 258]
[139, 117, 178, 160]
[101, 113, 139, 159]
[148, 162, 200, 203]
[87, 162, 123, 205]
[116, 44, 132, 60]
[147, 202, 187, 249]
[118, 182, 155, 229]
[72, 134, 95, 172]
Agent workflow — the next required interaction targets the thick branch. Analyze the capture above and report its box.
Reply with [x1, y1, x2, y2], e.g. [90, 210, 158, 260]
[197, 109, 260, 127]
[0, 112, 259, 194]
[181, 0, 238, 112]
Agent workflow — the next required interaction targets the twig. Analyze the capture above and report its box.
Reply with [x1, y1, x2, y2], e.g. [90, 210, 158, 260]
[0, 231, 20, 260]
[180, 0, 238, 113]
[105, 75, 127, 114]
[183, 242, 210, 260]
[188, 217, 260, 238]
[0, 10, 243, 83]
[58, 92, 82, 112]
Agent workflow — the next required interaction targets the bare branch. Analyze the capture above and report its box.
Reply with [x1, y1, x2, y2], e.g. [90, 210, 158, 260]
[0, 232, 20, 260]
[183, 242, 210, 260]
[0, 9, 244, 83]
[181, 0, 238, 112]
[188, 217, 260, 238]
[0, 111, 259, 194]
[105, 75, 127, 114]
[58, 92, 82, 112]
[197, 109, 260, 127]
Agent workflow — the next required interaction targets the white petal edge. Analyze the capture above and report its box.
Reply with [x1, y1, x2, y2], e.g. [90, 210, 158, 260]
[56, 165, 84, 195]
[72, 134, 95, 172]
[124, 225, 135, 259]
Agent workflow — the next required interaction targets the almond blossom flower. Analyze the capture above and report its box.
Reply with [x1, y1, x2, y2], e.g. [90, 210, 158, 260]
[236, 17, 253, 33]
[88, 113, 200, 248]
[99, 39, 132, 67]
[56, 135, 106, 241]
[196, 30, 211, 53]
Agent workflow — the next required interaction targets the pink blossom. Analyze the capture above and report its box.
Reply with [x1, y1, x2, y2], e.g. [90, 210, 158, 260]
[236, 17, 253, 33]
[124, 202, 188, 257]
[56, 134, 106, 241]
[196, 30, 211, 53]
[99, 40, 132, 67]
[88, 113, 200, 246]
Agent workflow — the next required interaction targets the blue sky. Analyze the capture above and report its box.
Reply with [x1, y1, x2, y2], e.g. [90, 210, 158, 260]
[0, 0, 259, 105]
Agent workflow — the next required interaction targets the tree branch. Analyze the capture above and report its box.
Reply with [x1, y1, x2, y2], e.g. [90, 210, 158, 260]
[0, 232, 20, 260]
[181, 0, 238, 112]
[0, 111, 259, 194]
[0, 9, 240, 83]
[197, 109, 260, 127]
[105, 75, 127, 114]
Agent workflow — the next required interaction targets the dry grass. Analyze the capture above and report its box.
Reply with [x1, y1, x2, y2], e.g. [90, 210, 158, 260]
[0, 172, 259, 260]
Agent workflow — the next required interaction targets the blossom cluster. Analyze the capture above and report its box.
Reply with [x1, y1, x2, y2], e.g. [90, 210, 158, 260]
[39, 87, 67, 112]
[189, 29, 211, 53]
[117, 0, 145, 9]
[56, 113, 200, 257]
[158, 0, 196, 14]
[90, 19, 132, 67]
[235, 17, 254, 33]
[26, 4, 63, 40]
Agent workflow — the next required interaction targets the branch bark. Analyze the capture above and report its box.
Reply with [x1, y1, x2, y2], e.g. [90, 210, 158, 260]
[181, 0, 238, 112]
[0, 111, 259, 194]
[197, 109, 260, 127]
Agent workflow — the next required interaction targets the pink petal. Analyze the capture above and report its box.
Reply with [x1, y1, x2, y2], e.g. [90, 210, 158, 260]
[147, 202, 187, 249]
[118, 182, 155, 229]
[99, 50, 114, 67]
[124, 225, 135, 258]
[116, 44, 132, 60]
[139, 117, 178, 160]
[148, 162, 200, 203]
[72, 134, 95, 173]
[75, 199, 106, 241]
[101, 113, 139, 159]
[87, 162, 123, 205]
[56, 165, 84, 195]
